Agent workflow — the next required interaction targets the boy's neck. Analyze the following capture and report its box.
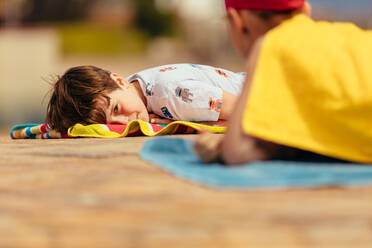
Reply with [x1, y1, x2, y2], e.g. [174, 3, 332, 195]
[130, 80, 147, 106]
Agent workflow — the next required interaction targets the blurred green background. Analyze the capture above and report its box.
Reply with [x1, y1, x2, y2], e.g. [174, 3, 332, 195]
[0, 0, 371, 129]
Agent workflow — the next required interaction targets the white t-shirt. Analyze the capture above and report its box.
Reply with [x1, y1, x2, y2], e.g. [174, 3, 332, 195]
[126, 63, 245, 121]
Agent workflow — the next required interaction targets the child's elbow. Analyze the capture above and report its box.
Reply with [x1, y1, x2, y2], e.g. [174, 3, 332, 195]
[220, 138, 254, 165]
[220, 135, 271, 165]
[221, 150, 247, 165]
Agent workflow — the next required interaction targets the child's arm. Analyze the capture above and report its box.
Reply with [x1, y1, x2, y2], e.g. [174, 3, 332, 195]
[219, 90, 238, 121]
[195, 38, 276, 164]
[149, 113, 228, 126]
[149, 113, 173, 124]
[220, 37, 277, 164]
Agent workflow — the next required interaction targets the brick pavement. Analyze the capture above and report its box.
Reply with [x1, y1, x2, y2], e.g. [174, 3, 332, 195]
[0, 133, 371, 248]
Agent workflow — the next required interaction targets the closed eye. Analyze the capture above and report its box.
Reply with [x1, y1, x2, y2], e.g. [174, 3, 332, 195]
[113, 104, 119, 113]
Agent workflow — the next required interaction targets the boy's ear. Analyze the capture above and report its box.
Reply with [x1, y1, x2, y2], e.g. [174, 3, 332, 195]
[110, 73, 129, 88]
[227, 8, 246, 34]
[302, 1, 311, 16]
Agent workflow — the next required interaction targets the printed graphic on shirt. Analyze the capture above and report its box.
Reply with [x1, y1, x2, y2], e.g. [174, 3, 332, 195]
[175, 87, 193, 103]
[208, 97, 222, 113]
[161, 106, 174, 119]
[145, 82, 154, 96]
[159, 67, 177, 72]
[215, 69, 229, 78]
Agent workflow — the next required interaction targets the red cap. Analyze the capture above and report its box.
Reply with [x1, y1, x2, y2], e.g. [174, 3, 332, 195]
[225, 0, 305, 11]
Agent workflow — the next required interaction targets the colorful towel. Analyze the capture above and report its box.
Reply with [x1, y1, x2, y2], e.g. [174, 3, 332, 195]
[140, 137, 372, 189]
[10, 120, 226, 139]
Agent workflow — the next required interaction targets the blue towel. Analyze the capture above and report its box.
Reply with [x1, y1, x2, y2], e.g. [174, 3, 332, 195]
[139, 137, 372, 189]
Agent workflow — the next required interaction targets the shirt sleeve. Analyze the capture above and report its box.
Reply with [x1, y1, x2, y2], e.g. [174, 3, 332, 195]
[153, 79, 223, 121]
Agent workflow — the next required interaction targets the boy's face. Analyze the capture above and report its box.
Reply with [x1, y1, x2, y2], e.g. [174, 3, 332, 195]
[95, 75, 149, 125]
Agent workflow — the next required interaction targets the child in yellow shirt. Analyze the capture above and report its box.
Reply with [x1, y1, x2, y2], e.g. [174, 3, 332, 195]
[195, 0, 372, 164]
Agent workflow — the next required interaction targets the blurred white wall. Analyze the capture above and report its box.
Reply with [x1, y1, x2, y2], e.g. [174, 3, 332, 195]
[156, 0, 241, 64]
[0, 28, 59, 126]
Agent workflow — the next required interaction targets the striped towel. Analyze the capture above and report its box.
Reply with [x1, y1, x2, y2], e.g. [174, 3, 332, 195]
[10, 120, 226, 139]
[10, 124, 69, 139]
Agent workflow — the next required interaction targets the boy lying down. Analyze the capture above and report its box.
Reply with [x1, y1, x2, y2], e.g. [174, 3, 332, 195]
[46, 64, 245, 133]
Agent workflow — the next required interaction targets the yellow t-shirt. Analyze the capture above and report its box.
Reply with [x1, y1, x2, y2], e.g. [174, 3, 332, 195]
[242, 14, 372, 163]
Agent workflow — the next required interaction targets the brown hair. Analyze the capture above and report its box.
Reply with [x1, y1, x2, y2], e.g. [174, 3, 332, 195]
[45, 65, 120, 133]
[252, 9, 297, 20]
